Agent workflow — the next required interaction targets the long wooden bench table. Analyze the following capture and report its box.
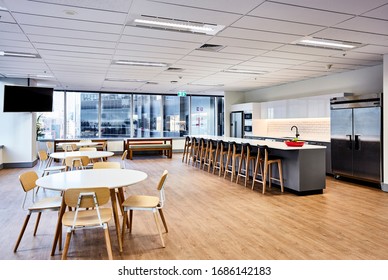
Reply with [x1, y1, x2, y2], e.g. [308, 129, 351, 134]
[125, 138, 173, 160]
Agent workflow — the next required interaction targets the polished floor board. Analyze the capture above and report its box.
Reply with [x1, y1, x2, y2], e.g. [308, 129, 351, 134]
[1, 153, 388, 260]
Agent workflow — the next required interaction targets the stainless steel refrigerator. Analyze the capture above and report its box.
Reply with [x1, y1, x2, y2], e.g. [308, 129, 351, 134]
[330, 93, 382, 183]
[230, 111, 244, 138]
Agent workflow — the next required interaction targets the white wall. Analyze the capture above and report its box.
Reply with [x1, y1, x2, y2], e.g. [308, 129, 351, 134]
[0, 79, 37, 166]
[244, 64, 383, 102]
[223, 91, 245, 136]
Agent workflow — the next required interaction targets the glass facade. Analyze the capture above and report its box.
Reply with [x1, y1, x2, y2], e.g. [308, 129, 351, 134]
[37, 91, 223, 139]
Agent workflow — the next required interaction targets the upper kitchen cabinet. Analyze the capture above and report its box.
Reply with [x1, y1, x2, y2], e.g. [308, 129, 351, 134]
[260, 94, 336, 119]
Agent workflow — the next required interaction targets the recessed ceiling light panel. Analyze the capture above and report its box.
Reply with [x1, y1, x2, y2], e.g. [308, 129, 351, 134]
[113, 60, 169, 67]
[223, 69, 267, 75]
[293, 37, 363, 51]
[0, 51, 40, 58]
[129, 15, 224, 35]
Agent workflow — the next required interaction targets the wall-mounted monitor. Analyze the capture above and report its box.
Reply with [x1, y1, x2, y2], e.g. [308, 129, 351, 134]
[3, 85, 53, 112]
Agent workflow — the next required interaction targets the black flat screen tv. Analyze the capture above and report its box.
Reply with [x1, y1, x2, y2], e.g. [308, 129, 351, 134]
[3, 85, 53, 112]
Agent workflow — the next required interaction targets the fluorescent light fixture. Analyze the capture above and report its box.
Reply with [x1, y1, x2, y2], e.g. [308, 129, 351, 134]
[189, 83, 224, 87]
[223, 69, 266, 75]
[131, 16, 224, 35]
[105, 78, 149, 83]
[0, 51, 40, 58]
[294, 37, 362, 50]
[113, 60, 169, 67]
[31, 74, 55, 79]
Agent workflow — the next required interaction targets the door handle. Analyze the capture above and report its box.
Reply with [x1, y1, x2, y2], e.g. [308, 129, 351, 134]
[355, 134, 361, 150]
[346, 134, 352, 149]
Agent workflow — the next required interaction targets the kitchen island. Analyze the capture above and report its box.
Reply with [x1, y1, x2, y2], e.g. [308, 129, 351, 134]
[192, 136, 326, 195]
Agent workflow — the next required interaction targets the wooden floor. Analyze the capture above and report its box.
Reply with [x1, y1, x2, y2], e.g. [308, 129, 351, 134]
[1, 153, 388, 260]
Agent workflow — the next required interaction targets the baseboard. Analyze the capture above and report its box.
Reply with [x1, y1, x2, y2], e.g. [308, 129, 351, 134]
[3, 159, 38, 168]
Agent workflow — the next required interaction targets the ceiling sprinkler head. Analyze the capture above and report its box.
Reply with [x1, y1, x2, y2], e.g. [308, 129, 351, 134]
[326, 64, 332, 70]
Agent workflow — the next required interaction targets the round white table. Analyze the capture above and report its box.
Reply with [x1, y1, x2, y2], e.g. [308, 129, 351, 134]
[48, 151, 114, 166]
[36, 169, 148, 254]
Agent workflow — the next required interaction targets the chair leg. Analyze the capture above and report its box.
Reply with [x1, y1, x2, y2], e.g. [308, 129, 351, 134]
[153, 210, 165, 248]
[158, 208, 168, 233]
[278, 161, 284, 193]
[14, 213, 31, 252]
[129, 210, 133, 233]
[33, 212, 42, 236]
[103, 224, 113, 260]
[61, 230, 72, 260]
[121, 211, 127, 244]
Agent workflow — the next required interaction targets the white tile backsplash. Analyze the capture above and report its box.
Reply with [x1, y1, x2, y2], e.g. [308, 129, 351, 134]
[253, 118, 330, 142]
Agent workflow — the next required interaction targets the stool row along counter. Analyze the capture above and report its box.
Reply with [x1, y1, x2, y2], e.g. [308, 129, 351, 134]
[181, 136, 284, 194]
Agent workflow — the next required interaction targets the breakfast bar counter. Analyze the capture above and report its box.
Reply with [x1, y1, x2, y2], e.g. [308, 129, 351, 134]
[192, 136, 326, 194]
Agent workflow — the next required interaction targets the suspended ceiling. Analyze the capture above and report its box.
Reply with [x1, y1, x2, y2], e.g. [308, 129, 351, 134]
[0, 0, 388, 95]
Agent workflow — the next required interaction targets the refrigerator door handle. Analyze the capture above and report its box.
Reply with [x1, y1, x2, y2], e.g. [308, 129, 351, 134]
[346, 134, 352, 149]
[355, 134, 361, 150]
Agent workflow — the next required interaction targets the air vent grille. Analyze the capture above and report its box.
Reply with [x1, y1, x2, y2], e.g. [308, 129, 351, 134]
[196, 44, 225, 52]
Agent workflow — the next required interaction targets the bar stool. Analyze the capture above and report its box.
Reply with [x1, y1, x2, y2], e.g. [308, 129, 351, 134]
[213, 140, 228, 176]
[188, 137, 199, 166]
[194, 138, 206, 168]
[252, 145, 284, 194]
[182, 136, 191, 163]
[236, 143, 257, 187]
[202, 139, 217, 172]
[223, 141, 241, 182]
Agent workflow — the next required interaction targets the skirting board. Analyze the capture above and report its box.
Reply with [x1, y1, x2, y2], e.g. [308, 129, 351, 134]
[3, 159, 38, 169]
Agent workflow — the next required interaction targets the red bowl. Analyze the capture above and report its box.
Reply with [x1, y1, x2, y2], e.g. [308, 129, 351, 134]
[284, 140, 305, 147]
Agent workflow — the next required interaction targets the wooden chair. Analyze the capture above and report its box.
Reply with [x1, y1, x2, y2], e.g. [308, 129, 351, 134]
[79, 147, 97, 151]
[64, 156, 91, 171]
[194, 138, 206, 169]
[121, 170, 168, 248]
[121, 150, 128, 169]
[62, 143, 77, 152]
[224, 142, 241, 182]
[236, 143, 257, 187]
[93, 162, 121, 169]
[37, 150, 66, 177]
[14, 171, 62, 252]
[61, 187, 113, 260]
[46, 141, 53, 155]
[252, 145, 284, 194]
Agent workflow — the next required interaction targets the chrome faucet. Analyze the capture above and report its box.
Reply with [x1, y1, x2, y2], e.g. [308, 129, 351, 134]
[291, 126, 300, 138]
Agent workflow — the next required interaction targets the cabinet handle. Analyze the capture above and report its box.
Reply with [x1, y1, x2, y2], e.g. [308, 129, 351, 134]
[355, 134, 361, 151]
[346, 134, 352, 149]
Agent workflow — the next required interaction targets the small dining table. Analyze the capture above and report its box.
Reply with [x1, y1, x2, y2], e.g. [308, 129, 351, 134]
[36, 169, 148, 255]
[47, 150, 114, 166]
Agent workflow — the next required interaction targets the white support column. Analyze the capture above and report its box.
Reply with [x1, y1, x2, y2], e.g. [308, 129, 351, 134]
[383, 54, 388, 191]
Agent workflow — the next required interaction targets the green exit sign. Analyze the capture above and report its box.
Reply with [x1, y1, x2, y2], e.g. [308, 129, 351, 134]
[177, 91, 187, 97]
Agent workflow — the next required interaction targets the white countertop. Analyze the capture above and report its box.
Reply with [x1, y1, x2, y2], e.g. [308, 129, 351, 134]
[190, 135, 326, 150]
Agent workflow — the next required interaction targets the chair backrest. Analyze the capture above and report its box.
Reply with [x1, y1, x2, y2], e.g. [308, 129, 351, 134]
[65, 156, 90, 170]
[64, 187, 110, 208]
[257, 145, 269, 161]
[62, 143, 77, 151]
[157, 170, 168, 207]
[46, 142, 53, 153]
[121, 150, 128, 161]
[19, 171, 38, 193]
[79, 147, 97, 151]
[93, 162, 121, 169]
[38, 150, 49, 161]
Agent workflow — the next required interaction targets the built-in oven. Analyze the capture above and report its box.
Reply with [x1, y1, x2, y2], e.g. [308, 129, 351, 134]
[244, 126, 252, 132]
[244, 113, 252, 119]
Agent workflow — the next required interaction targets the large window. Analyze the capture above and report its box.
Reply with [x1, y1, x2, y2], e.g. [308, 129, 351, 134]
[66, 92, 99, 138]
[36, 91, 65, 140]
[38, 91, 223, 139]
[101, 93, 131, 138]
[163, 95, 190, 137]
[190, 96, 216, 136]
[133, 95, 162, 137]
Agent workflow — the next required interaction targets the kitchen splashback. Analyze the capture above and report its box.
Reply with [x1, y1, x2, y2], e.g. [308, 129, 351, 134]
[261, 118, 330, 142]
